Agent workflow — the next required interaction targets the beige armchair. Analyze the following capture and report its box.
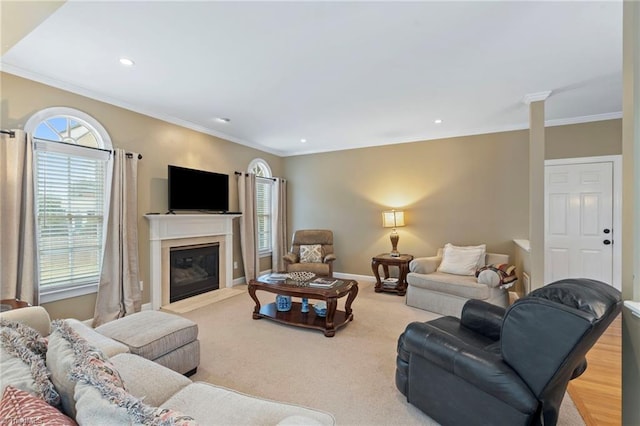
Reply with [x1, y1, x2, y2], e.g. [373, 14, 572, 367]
[283, 230, 336, 276]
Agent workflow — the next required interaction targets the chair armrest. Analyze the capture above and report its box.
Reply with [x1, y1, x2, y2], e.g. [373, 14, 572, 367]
[283, 253, 298, 264]
[323, 254, 337, 264]
[401, 321, 536, 412]
[460, 299, 506, 341]
[409, 256, 441, 274]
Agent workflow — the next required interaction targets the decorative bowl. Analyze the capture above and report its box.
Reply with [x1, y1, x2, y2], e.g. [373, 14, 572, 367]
[313, 301, 327, 317]
[287, 271, 315, 282]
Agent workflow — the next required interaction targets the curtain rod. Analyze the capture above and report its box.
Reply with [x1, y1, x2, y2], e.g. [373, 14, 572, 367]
[32, 137, 142, 159]
[234, 171, 279, 182]
[2, 131, 141, 159]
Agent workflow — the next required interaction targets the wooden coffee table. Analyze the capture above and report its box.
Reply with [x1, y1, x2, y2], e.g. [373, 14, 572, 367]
[248, 275, 358, 337]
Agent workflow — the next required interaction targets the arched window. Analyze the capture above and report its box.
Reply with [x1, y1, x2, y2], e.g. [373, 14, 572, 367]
[25, 107, 112, 303]
[248, 159, 273, 254]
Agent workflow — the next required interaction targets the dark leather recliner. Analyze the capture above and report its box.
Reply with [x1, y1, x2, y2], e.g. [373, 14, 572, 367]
[396, 278, 622, 426]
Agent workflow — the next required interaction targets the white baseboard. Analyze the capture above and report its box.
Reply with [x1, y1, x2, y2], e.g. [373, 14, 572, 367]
[232, 277, 247, 286]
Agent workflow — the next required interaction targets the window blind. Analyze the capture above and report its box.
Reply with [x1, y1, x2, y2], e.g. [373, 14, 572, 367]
[34, 145, 107, 289]
[256, 177, 272, 252]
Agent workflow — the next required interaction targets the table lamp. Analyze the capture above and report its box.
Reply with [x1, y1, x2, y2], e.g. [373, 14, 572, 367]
[382, 210, 405, 257]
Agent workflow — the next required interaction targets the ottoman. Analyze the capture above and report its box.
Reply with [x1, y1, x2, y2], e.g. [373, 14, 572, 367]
[95, 310, 200, 376]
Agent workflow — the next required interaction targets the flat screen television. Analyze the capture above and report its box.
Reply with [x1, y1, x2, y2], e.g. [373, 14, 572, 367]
[168, 165, 229, 212]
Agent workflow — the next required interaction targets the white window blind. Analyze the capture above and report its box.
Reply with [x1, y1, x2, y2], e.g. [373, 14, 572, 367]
[256, 177, 273, 253]
[34, 141, 108, 290]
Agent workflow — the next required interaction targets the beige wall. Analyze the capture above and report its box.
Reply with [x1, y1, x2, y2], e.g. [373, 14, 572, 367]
[285, 120, 621, 278]
[1, 72, 284, 319]
[546, 119, 622, 160]
[1, 72, 623, 320]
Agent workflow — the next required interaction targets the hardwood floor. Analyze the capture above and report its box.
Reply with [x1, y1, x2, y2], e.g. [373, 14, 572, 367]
[568, 315, 622, 426]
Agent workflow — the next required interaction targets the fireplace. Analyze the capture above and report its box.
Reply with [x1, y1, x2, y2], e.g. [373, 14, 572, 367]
[170, 243, 219, 303]
[145, 213, 241, 310]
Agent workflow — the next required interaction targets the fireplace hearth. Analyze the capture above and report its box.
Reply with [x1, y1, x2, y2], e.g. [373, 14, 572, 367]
[170, 243, 219, 303]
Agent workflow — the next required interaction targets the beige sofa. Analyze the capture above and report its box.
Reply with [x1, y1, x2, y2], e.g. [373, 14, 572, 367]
[0, 306, 335, 425]
[406, 249, 511, 316]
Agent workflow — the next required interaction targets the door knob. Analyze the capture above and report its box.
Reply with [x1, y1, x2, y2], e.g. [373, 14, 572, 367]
[603, 229, 611, 234]
[603, 239, 612, 245]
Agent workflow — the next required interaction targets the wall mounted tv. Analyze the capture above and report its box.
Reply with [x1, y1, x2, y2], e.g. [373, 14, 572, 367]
[168, 165, 229, 212]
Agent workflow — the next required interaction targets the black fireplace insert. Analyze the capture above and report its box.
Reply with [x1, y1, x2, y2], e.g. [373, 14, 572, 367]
[169, 243, 219, 303]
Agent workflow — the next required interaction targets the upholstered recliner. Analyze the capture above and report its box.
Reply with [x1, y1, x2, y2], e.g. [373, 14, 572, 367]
[396, 278, 622, 426]
[283, 230, 336, 276]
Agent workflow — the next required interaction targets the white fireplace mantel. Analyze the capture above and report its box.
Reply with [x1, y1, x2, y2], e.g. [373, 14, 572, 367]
[145, 214, 241, 310]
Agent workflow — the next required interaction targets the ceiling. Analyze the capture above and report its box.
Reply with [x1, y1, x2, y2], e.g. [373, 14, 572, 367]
[0, 1, 623, 157]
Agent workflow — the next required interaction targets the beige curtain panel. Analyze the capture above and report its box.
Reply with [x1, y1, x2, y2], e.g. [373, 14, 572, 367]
[94, 148, 141, 327]
[0, 130, 37, 304]
[239, 173, 259, 282]
[272, 178, 287, 273]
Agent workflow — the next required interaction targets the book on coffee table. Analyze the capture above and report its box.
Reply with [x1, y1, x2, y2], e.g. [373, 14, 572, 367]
[264, 273, 287, 282]
[309, 277, 339, 287]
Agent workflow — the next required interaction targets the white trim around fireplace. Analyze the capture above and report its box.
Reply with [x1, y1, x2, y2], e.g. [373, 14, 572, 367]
[145, 214, 241, 310]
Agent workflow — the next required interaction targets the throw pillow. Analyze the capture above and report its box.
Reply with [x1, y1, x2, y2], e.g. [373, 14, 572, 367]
[299, 244, 323, 263]
[47, 319, 195, 425]
[47, 320, 124, 418]
[72, 355, 196, 425]
[0, 319, 47, 355]
[0, 386, 76, 426]
[437, 243, 486, 276]
[0, 321, 59, 406]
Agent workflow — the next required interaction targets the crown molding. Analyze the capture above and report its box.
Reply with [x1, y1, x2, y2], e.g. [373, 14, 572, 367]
[523, 91, 552, 105]
[0, 63, 287, 157]
[2, 64, 621, 158]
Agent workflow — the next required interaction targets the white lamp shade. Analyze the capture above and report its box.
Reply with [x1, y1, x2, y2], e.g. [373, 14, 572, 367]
[382, 210, 405, 228]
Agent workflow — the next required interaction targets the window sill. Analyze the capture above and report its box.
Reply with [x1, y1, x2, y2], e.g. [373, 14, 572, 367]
[40, 283, 98, 304]
[259, 251, 273, 259]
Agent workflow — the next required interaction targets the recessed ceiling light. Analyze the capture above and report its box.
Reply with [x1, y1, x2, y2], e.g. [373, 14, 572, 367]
[215, 117, 231, 123]
[434, 119, 443, 124]
[119, 57, 135, 66]
[300, 138, 307, 143]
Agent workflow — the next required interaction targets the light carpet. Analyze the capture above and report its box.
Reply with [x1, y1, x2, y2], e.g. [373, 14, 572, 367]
[181, 280, 585, 425]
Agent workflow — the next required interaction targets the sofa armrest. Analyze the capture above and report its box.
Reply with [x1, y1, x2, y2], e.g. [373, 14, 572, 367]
[110, 353, 191, 406]
[476, 269, 502, 288]
[283, 253, 298, 264]
[65, 319, 130, 358]
[409, 256, 441, 274]
[460, 299, 505, 341]
[0, 306, 51, 337]
[401, 321, 536, 412]
[477, 264, 517, 289]
[323, 254, 336, 264]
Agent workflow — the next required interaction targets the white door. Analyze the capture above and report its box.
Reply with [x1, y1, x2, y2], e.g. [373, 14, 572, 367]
[545, 161, 613, 285]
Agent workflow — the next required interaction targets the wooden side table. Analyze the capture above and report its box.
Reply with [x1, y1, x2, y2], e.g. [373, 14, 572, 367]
[371, 253, 414, 296]
[0, 299, 31, 312]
